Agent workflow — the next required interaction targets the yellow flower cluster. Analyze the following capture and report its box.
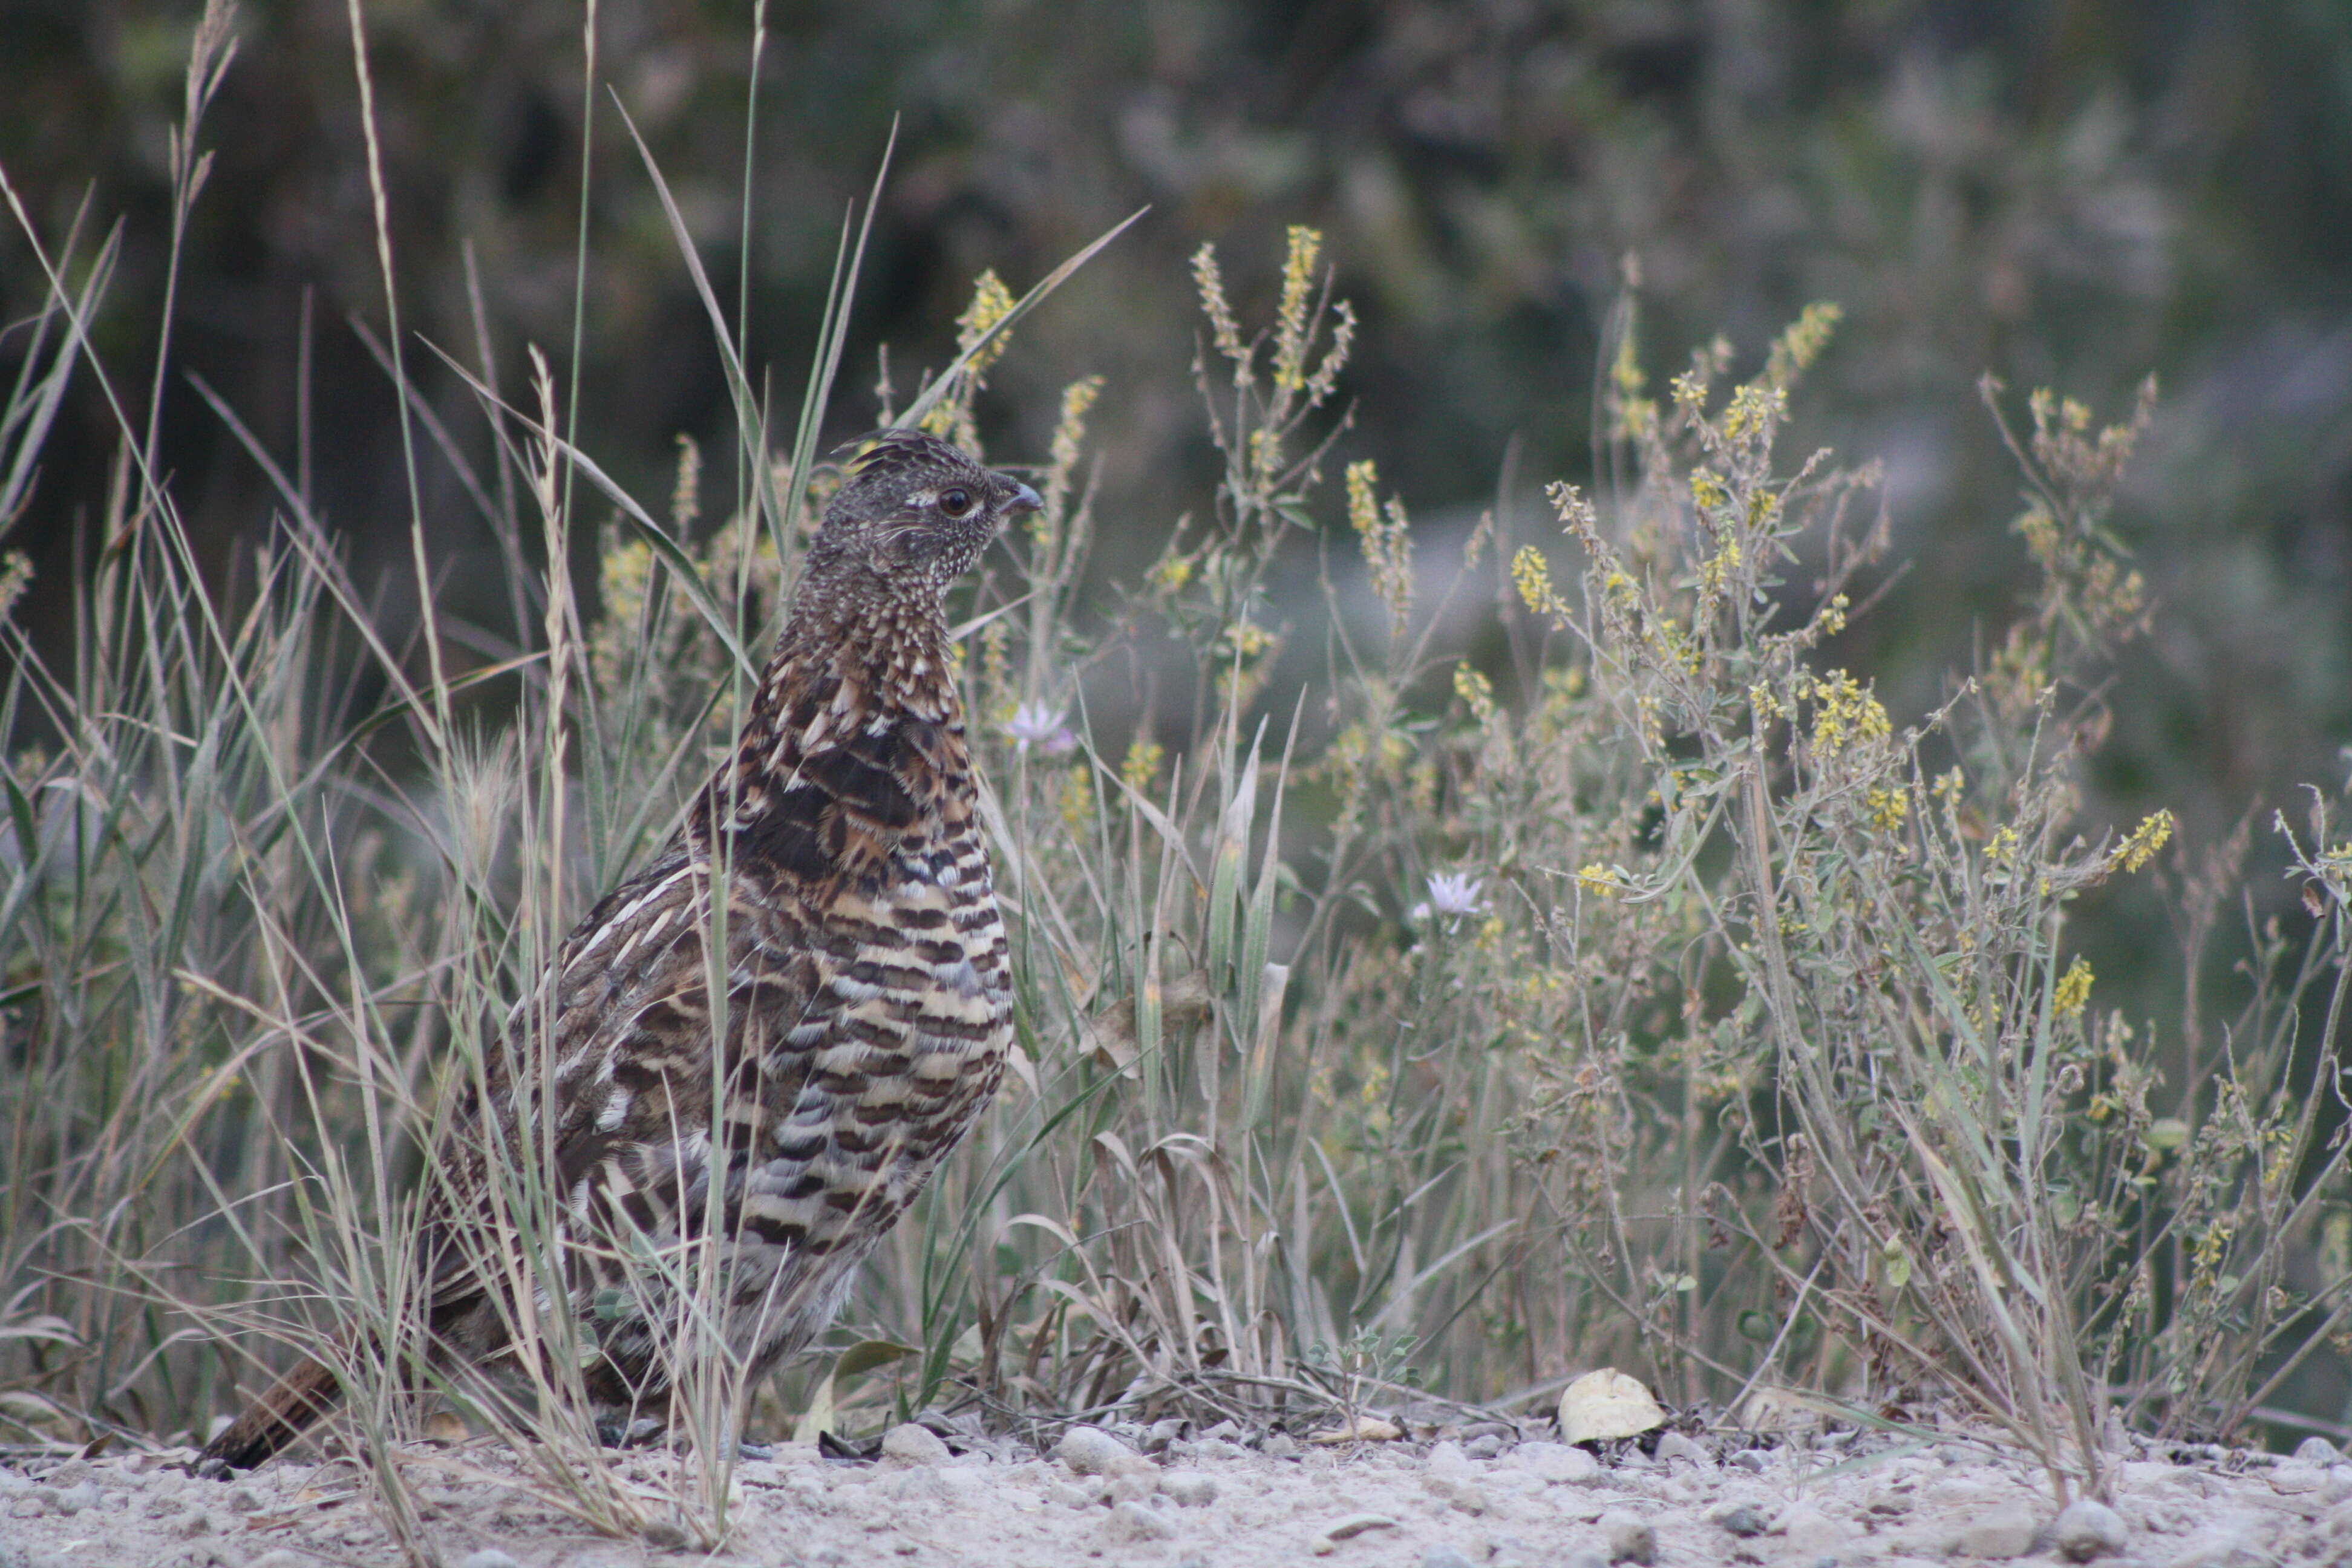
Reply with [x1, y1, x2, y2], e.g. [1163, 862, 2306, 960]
[1272, 225, 1321, 393]
[1037, 375, 1103, 550]
[1816, 592, 1851, 638]
[981, 618, 1013, 727]
[921, 270, 1018, 448]
[1224, 620, 1275, 661]
[2053, 955, 2094, 1018]
[1719, 382, 1785, 442]
[1803, 669, 1890, 757]
[1191, 242, 1244, 365]
[1575, 863, 1621, 899]
[1060, 764, 1096, 833]
[592, 535, 656, 700]
[1345, 460, 1414, 632]
[2109, 809, 2175, 874]
[1612, 328, 1657, 439]
[1866, 786, 1909, 834]
[1512, 545, 1571, 624]
[1120, 735, 1165, 794]
[1763, 302, 1842, 389]
[956, 269, 1016, 379]
[1453, 662, 1497, 723]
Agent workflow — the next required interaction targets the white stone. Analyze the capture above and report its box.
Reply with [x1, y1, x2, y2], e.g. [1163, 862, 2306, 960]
[881, 1422, 952, 1465]
[2295, 1436, 2344, 1465]
[2268, 1462, 2324, 1495]
[1511, 1441, 1601, 1484]
[1652, 1430, 1711, 1468]
[1104, 1498, 1178, 1542]
[1422, 1547, 1477, 1568]
[1057, 1423, 1152, 1478]
[2053, 1498, 2129, 1561]
[1163, 1472, 1218, 1508]
[1956, 1501, 2042, 1558]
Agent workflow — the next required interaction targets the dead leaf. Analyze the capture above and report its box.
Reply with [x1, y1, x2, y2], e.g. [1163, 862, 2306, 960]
[1557, 1367, 1665, 1444]
[1310, 1414, 1402, 1443]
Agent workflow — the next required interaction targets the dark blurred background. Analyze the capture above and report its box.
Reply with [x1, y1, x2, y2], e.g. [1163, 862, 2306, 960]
[4, 0, 2350, 904]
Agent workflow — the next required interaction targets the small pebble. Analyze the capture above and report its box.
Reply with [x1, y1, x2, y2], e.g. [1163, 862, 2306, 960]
[1728, 1448, 1770, 1472]
[1711, 1503, 1771, 1538]
[2269, 1462, 2324, 1495]
[1426, 1440, 1473, 1479]
[2053, 1497, 2129, 1562]
[880, 1423, 951, 1466]
[1601, 1508, 1657, 1565]
[1143, 1418, 1187, 1453]
[1653, 1431, 1711, 1469]
[1462, 1434, 1504, 1460]
[1057, 1425, 1152, 1478]
[1163, 1472, 1218, 1508]
[2296, 1436, 2344, 1465]
[1511, 1441, 1600, 1484]
[1956, 1500, 2042, 1559]
[1104, 1499, 1178, 1542]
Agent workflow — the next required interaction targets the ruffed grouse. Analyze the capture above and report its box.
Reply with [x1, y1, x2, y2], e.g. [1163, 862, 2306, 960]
[201, 430, 1035, 1468]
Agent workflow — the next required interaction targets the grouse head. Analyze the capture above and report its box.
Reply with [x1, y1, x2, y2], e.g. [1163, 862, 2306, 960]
[799, 429, 1040, 601]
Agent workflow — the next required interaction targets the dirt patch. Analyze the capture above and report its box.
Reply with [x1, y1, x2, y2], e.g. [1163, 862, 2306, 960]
[1, 1423, 2341, 1566]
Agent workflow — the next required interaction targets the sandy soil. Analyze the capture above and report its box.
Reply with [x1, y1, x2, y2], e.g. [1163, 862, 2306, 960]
[1, 1417, 2341, 1567]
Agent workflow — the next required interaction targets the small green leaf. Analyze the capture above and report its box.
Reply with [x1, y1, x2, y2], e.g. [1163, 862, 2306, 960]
[832, 1338, 921, 1382]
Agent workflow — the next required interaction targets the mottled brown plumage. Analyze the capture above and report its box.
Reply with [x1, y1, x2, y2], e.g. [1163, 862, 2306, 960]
[201, 430, 1034, 1469]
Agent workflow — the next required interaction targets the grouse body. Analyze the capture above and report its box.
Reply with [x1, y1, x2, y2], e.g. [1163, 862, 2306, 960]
[201, 430, 1036, 1469]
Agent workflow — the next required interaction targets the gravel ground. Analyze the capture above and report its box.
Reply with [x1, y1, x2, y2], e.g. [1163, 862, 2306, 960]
[2, 1419, 2342, 1567]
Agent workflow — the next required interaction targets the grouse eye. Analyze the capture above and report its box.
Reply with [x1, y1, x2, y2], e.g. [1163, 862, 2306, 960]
[937, 487, 974, 518]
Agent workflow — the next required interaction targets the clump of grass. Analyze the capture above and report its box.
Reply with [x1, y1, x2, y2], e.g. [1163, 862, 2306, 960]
[4, 10, 2349, 1560]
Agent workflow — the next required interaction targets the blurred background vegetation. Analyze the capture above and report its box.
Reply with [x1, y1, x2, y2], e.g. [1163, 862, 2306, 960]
[7, 1, 2350, 861]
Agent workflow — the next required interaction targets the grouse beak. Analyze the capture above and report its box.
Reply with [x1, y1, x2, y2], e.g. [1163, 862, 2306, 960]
[1007, 481, 1042, 517]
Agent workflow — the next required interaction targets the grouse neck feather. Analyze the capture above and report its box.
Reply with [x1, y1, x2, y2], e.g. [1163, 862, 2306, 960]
[694, 558, 972, 890]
